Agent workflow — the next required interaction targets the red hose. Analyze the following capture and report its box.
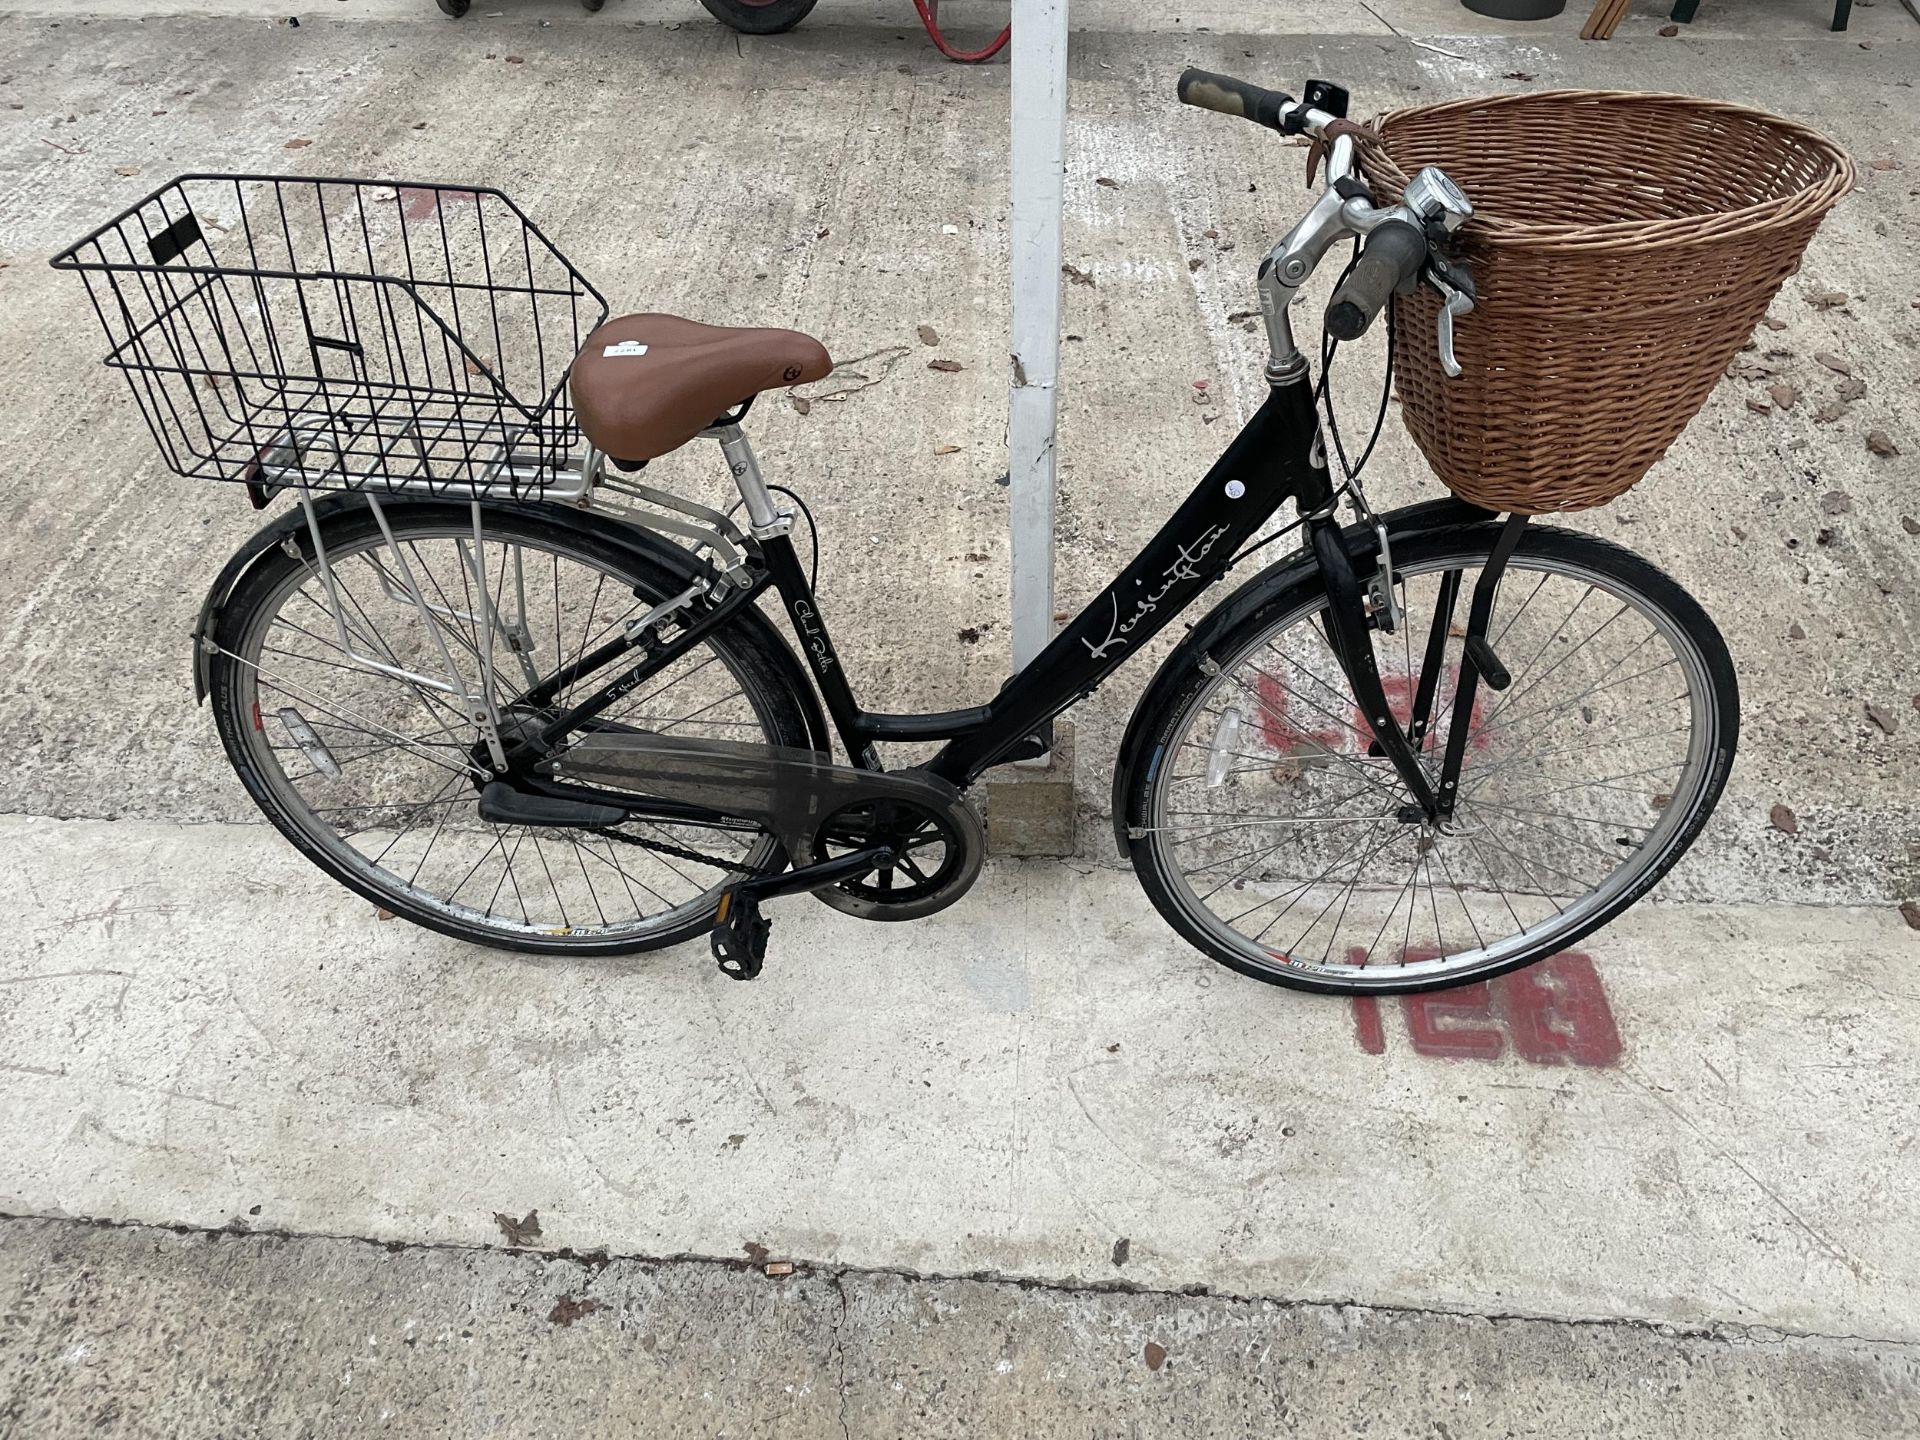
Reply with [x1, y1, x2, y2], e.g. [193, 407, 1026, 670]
[911, 0, 1010, 63]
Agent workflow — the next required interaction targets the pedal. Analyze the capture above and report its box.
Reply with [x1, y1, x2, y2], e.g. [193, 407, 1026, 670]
[1464, 635, 1511, 690]
[477, 780, 626, 829]
[711, 889, 770, 981]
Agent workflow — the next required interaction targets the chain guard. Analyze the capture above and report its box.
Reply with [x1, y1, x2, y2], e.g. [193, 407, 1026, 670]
[546, 733, 985, 918]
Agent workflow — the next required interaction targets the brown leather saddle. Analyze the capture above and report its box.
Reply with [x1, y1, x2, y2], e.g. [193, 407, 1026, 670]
[569, 313, 833, 463]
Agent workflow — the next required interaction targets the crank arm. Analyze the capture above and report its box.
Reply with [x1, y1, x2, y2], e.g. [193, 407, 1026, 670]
[734, 845, 894, 905]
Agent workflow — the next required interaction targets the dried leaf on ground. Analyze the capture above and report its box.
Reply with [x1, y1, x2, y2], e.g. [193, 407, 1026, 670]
[1902, 902, 1920, 932]
[933, 444, 961, 456]
[1804, 288, 1850, 310]
[493, 1210, 541, 1246]
[1868, 157, 1903, 171]
[1762, 316, 1788, 331]
[1745, 397, 1772, 415]
[928, 358, 963, 373]
[283, 137, 312, 150]
[1144, 1342, 1169, 1371]
[1867, 430, 1900, 457]
[547, 1297, 601, 1327]
[1821, 490, 1852, 514]
[1658, 23, 1680, 34]
[114, 164, 140, 176]
[1095, 176, 1120, 188]
[1787, 622, 1806, 640]
[742, 1241, 770, 1264]
[916, 324, 940, 346]
[1814, 399, 1848, 424]
[1112, 1237, 1131, 1266]
[1902, 515, 1920, 535]
[1503, 70, 1536, 80]
[1061, 262, 1095, 286]
[1768, 383, 1797, 410]
[1866, 702, 1898, 736]
[789, 394, 811, 416]
[1814, 351, 1853, 376]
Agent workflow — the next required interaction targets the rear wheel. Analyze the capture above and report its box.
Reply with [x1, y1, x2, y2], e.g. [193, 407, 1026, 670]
[207, 503, 812, 955]
[697, 0, 819, 34]
[1125, 524, 1738, 994]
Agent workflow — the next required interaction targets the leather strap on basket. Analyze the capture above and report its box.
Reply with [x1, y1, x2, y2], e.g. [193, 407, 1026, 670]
[1307, 118, 1383, 188]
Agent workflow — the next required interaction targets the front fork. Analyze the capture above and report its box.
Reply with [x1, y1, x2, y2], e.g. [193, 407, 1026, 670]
[1309, 511, 1527, 823]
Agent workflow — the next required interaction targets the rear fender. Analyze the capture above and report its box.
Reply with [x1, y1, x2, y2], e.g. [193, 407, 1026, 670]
[190, 495, 833, 757]
[1107, 495, 1492, 857]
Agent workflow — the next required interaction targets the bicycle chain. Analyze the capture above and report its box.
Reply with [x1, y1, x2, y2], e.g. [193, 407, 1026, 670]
[596, 823, 777, 877]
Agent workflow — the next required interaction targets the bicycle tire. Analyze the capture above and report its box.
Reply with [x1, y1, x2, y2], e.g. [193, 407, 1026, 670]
[697, 0, 819, 34]
[1123, 523, 1739, 995]
[206, 503, 814, 956]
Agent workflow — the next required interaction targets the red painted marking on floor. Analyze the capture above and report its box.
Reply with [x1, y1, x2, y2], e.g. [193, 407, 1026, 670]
[1402, 983, 1504, 1059]
[1248, 664, 1488, 760]
[1252, 670, 1341, 755]
[1498, 953, 1624, 1068]
[1345, 951, 1622, 1068]
[1351, 996, 1386, 1055]
[397, 186, 478, 223]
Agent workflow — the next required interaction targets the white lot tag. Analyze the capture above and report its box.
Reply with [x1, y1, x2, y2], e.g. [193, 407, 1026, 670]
[603, 341, 649, 358]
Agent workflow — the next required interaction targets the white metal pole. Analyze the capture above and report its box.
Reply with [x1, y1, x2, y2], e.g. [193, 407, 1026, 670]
[1007, 0, 1068, 676]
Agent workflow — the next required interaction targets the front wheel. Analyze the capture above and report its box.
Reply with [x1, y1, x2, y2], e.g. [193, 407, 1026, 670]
[1124, 524, 1739, 994]
[697, 0, 819, 34]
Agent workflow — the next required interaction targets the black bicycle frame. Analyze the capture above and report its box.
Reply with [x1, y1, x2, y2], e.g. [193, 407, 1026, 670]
[515, 368, 1475, 817]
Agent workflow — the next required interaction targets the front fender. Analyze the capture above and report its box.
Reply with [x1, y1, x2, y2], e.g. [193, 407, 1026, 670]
[1107, 495, 1491, 858]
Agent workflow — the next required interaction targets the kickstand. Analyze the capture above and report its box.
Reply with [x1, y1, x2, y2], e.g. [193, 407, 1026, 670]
[1436, 512, 1529, 820]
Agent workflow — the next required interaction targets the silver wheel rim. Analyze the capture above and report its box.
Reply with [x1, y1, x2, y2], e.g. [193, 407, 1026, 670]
[1144, 549, 1720, 987]
[227, 519, 783, 944]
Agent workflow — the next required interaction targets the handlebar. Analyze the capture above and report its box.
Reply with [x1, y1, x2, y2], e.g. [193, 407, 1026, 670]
[1176, 69, 1296, 131]
[1325, 220, 1426, 341]
[1178, 67, 1476, 375]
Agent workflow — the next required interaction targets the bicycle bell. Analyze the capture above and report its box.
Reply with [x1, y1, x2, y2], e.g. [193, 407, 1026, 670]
[1402, 166, 1473, 234]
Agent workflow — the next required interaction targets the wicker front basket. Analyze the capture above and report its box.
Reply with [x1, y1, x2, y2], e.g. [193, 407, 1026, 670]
[1355, 91, 1855, 513]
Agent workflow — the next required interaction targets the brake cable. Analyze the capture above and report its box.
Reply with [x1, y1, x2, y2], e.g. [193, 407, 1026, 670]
[1226, 240, 1397, 571]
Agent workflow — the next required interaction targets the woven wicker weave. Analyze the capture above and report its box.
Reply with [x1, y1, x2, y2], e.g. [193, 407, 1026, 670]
[1355, 91, 1855, 513]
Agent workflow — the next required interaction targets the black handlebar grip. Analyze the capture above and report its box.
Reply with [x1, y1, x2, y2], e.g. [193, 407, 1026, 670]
[1325, 220, 1428, 341]
[1176, 68, 1294, 131]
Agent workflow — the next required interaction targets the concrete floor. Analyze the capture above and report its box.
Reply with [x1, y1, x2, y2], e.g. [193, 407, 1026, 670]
[1, 0, 1917, 1433]
[7, 1218, 1920, 1439]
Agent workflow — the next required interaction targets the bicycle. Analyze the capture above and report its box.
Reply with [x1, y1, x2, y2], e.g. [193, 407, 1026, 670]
[53, 69, 1737, 994]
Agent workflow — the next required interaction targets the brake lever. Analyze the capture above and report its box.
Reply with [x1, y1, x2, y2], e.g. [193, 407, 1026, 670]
[1427, 268, 1475, 379]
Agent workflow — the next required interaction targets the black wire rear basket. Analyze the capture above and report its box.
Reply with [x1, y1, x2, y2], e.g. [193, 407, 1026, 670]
[51, 175, 609, 500]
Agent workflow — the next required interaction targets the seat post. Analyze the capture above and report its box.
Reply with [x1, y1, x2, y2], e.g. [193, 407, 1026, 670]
[709, 424, 784, 534]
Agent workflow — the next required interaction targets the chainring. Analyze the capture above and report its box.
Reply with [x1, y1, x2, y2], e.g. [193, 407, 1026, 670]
[794, 793, 985, 921]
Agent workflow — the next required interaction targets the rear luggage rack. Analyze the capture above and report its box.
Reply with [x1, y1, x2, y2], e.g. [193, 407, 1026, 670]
[52, 174, 608, 500]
